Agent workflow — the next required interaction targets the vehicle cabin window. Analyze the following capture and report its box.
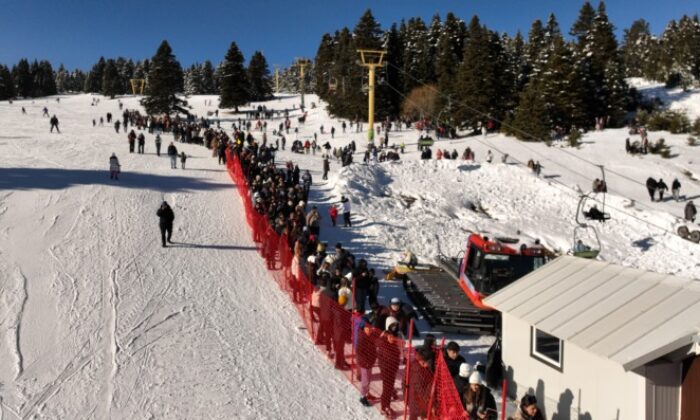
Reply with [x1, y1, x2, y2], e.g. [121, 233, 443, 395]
[531, 327, 563, 371]
[467, 246, 482, 273]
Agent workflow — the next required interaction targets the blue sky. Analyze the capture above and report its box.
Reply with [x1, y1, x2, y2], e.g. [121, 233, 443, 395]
[0, 0, 697, 70]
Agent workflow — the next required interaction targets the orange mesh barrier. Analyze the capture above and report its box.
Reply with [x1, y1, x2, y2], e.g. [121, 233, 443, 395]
[224, 149, 472, 419]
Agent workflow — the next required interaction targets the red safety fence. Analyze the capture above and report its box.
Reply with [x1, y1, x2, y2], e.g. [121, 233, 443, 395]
[224, 149, 469, 419]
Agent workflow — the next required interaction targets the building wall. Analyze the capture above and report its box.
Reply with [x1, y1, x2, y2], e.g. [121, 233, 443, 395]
[501, 314, 646, 420]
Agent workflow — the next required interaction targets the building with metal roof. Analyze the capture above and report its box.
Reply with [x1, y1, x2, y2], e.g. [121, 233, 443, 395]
[485, 256, 700, 420]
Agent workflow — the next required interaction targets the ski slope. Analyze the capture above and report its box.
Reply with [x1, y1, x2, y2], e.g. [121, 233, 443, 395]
[0, 96, 381, 420]
[1, 83, 698, 419]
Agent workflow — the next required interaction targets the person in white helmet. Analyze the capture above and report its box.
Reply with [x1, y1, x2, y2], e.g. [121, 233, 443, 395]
[464, 371, 497, 419]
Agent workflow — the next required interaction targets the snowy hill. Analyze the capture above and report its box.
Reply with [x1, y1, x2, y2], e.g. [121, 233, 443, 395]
[628, 77, 700, 120]
[1, 90, 698, 419]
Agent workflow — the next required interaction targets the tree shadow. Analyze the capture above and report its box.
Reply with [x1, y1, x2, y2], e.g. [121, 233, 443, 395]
[0, 167, 231, 192]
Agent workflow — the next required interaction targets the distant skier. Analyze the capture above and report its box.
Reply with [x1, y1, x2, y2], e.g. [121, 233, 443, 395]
[167, 142, 178, 169]
[114, 120, 121, 133]
[109, 153, 120, 180]
[42, 107, 49, 117]
[50, 115, 60, 133]
[157, 201, 175, 247]
[485, 150, 493, 163]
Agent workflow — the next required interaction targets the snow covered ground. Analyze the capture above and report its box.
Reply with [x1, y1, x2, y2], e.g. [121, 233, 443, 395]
[1, 84, 698, 419]
[0, 95, 381, 419]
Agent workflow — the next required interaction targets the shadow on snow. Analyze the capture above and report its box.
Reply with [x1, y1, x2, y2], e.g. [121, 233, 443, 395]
[0, 167, 232, 192]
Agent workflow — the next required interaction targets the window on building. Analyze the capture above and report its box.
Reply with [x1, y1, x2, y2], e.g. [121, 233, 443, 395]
[530, 327, 563, 371]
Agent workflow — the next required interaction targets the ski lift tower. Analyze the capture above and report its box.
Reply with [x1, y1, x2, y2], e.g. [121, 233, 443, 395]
[295, 58, 311, 108]
[273, 64, 280, 94]
[357, 49, 386, 142]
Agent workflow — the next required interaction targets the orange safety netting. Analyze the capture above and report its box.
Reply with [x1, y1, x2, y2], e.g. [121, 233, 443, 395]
[224, 149, 469, 419]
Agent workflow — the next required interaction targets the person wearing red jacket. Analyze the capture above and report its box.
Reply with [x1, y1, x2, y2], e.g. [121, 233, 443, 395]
[328, 204, 338, 226]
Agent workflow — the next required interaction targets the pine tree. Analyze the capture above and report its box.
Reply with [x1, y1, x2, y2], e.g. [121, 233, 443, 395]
[0, 65, 15, 100]
[200, 60, 216, 94]
[184, 64, 204, 95]
[622, 19, 653, 77]
[402, 17, 431, 92]
[84, 57, 106, 93]
[13, 59, 32, 98]
[219, 41, 250, 111]
[570, 1, 596, 45]
[102, 59, 121, 98]
[247, 51, 272, 101]
[55, 64, 69, 93]
[354, 9, 382, 49]
[510, 78, 551, 141]
[452, 17, 510, 128]
[314, 33, 335, 100]
[141, 41, 187, 115]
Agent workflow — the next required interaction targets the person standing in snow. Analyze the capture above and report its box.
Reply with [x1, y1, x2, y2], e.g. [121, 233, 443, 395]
[671, 178, 681, 201]
[486, 150, 493, 163]
[656, 178, 668, 202]
[463, 371, 497, 420]
[155, 134, 162, 156]
[685, 201, 697, 222]
[167, 142, 178, 169]
[157, 201, 175, 247]
[645, 177, 657, 201]
[137, 133, 145, 154]
[322, 154, 330, 180]
[50, 115, 60, 133]
[114, 120, 121, 133]
[340, 196, 351, 227]
[301, 170, 312, 199]
[377, 319, 402, 417]
[109, 153, 120, 180]
[306, 206, 321, 236]
[180, 152, 187, 169]
[328, 204, 338, 226]
[128, 130, 136, 153]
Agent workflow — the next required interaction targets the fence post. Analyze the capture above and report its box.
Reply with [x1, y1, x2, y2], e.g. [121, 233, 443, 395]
[402, 318, 415, 420]
[426, 338, 446, 420]
[501, 378, 508, 420]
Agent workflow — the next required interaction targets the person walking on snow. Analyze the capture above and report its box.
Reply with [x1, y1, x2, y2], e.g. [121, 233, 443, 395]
[128, 130, 136, 153]
[137, 133, 145, 154]
[180, 152, 187, 169]
[157, 201, 175, 247]
[50, 115, 60, 133]
[645, 177, 657, 201]
[322, 154, 330, 180]
[685, 201, 697, 223]
[671, 178, 681, 201]
[155, 134, 162, 156]
[656, 178, 668, 202]
[340, 196, 352, 227]
[167, 142, 178, 169]
[109, 153, 120, 180]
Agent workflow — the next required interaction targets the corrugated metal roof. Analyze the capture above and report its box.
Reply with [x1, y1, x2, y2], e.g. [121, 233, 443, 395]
[484, 256, 700, 370]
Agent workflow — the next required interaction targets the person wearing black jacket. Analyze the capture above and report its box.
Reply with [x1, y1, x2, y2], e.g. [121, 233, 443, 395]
[645, 177, 657, 201]
[656, 178, 668, 202]
[444, 341, 466, 379]
[157, 201, 175, 247]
